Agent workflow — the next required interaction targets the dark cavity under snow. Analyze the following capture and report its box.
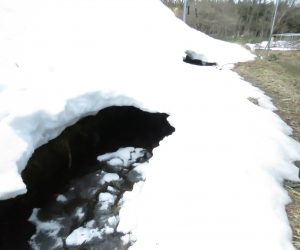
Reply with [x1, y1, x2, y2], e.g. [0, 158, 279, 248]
[0, 106, 175, 250]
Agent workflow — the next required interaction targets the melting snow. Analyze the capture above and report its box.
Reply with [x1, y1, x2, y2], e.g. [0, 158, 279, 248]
[0, 0, 299, 249]
[56, 194, 68, 203]
[98, 147, 148, 168]
[99, 173, 121, 185]
[66, 227, 102, 247]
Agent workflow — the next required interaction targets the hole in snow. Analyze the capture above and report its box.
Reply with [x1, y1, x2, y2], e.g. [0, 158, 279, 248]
[0, 106, 174, 250]
[183, 50, 217, 66]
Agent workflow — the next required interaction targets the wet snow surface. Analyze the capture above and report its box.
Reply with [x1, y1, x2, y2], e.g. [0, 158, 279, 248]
[0, 0, 300, 250]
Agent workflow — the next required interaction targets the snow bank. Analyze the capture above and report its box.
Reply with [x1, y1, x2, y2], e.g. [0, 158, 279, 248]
[0, 0, 299, 250]
[0, 0, 254, 199]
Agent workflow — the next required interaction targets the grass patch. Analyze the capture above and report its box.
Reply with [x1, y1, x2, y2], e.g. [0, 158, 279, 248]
[234, 50, 300, 141]
[234, 50, 300, 249]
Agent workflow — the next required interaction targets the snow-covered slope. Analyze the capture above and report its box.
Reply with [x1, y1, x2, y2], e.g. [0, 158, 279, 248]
[0, 0, 299, 249]
[0, 0, 254, 199]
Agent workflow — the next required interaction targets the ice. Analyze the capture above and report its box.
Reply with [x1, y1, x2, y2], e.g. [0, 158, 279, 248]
[107, 216, 119, 229]
[66, 227, 102, 247]
[29, 209, 63, 249]
[97, 147, 148, 168]
[107, 185, 119, 195]
[56, 194, 67, 203]
[107, 158, 123, 166]
[127, 163, 148, 183]
[98, 193, 117, 213]
[99, 173, 120, 185]
[121, 233, 136, 246]
[75, 207, 85, 220]
[86, 220, 96, 228]
[29, 209, 62, 238]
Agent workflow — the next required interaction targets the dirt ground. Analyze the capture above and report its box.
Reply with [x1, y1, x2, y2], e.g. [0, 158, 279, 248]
[234, 50, 300, 249]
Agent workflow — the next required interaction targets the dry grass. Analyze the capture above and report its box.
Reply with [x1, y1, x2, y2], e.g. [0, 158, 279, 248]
[285, 185, 300, 249]
[234, 50, 300, 249]
[235, 50, 300, 141]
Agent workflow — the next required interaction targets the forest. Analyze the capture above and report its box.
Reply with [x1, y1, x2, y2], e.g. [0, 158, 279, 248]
[162, 0, 300, 41]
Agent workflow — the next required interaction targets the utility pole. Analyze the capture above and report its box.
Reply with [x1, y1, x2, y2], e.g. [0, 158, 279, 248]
[266, 0, 280, 49]
[183, 0, 189, 23]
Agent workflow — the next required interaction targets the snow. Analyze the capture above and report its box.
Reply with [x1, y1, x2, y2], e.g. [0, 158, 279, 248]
[29, 208, 63, 249]
[66, 227, 102, 247]
[127, 163, 148, 183]
[75, 207, 85, 220]
[98, 193, 117, 212]
[86, 220, 96, 228]
[99, 173, 120, 185]
[107, 185, 119, 195]
[56, 194, 68, 203]
[0, 0, 299, 249]
[246, 40, 300, 51]
[107, 216, 119, 229]
[97, 147, 147, 168]
[185, 50, 208, 61]
[118, 182, 146, 235]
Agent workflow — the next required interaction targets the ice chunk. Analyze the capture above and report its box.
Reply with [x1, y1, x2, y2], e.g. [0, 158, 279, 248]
[127, 163, 148, 183]
[66, 227, 102, 247]
[86, 220, 96, 228]
[107, 185, 119, 195]
[75, 207, 85, 220]
[97, 147, 149, 168]
[100, 173, 120, 185]
[29, 209, 62, 238]
[107, 158, 123, 166]
[98, 192, 117, 212]
[107, 216, 119, 229]
[29, 209, 63, 250]
[56, 194, 67, 203]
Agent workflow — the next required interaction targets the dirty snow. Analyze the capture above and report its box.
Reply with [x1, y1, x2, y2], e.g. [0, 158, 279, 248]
[0, 0, 299, 250]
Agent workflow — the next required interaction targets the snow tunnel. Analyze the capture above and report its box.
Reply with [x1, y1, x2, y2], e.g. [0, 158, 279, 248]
[0, 106, 175, 250]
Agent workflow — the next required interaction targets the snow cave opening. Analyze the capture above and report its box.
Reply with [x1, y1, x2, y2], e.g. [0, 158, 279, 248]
[183, 50, 217, 66]
[0, 106, 175, 250]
